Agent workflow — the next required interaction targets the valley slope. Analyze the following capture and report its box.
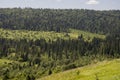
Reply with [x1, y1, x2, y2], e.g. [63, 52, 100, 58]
[39, 59, 120, 80]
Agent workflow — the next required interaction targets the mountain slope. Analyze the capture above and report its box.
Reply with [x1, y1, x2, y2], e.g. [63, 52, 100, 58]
[38, 59, 120, 80]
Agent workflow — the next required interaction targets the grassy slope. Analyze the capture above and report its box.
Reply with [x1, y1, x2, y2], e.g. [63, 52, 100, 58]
[39, 59, 120, 80]
[0, 28, 105, 41]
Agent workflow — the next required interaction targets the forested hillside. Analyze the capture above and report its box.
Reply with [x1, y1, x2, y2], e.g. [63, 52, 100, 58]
[0, 29, 119, 80]
[0, 8, 120, 80]
[0, 8, 120, 34]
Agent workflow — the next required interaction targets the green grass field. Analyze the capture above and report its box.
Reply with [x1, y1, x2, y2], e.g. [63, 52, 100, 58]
[0, 28, 105, 41]
[38, 59, 120, 80]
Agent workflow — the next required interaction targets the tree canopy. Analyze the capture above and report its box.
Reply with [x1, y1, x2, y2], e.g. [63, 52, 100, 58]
[0, 8, 120, 34]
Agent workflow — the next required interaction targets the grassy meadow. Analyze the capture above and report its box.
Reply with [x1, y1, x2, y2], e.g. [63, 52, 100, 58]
[39, 59, 120, 80]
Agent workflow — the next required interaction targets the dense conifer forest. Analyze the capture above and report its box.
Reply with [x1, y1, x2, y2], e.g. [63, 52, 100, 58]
[0, 8, 120, 80]
[0, 8, 120, 34]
